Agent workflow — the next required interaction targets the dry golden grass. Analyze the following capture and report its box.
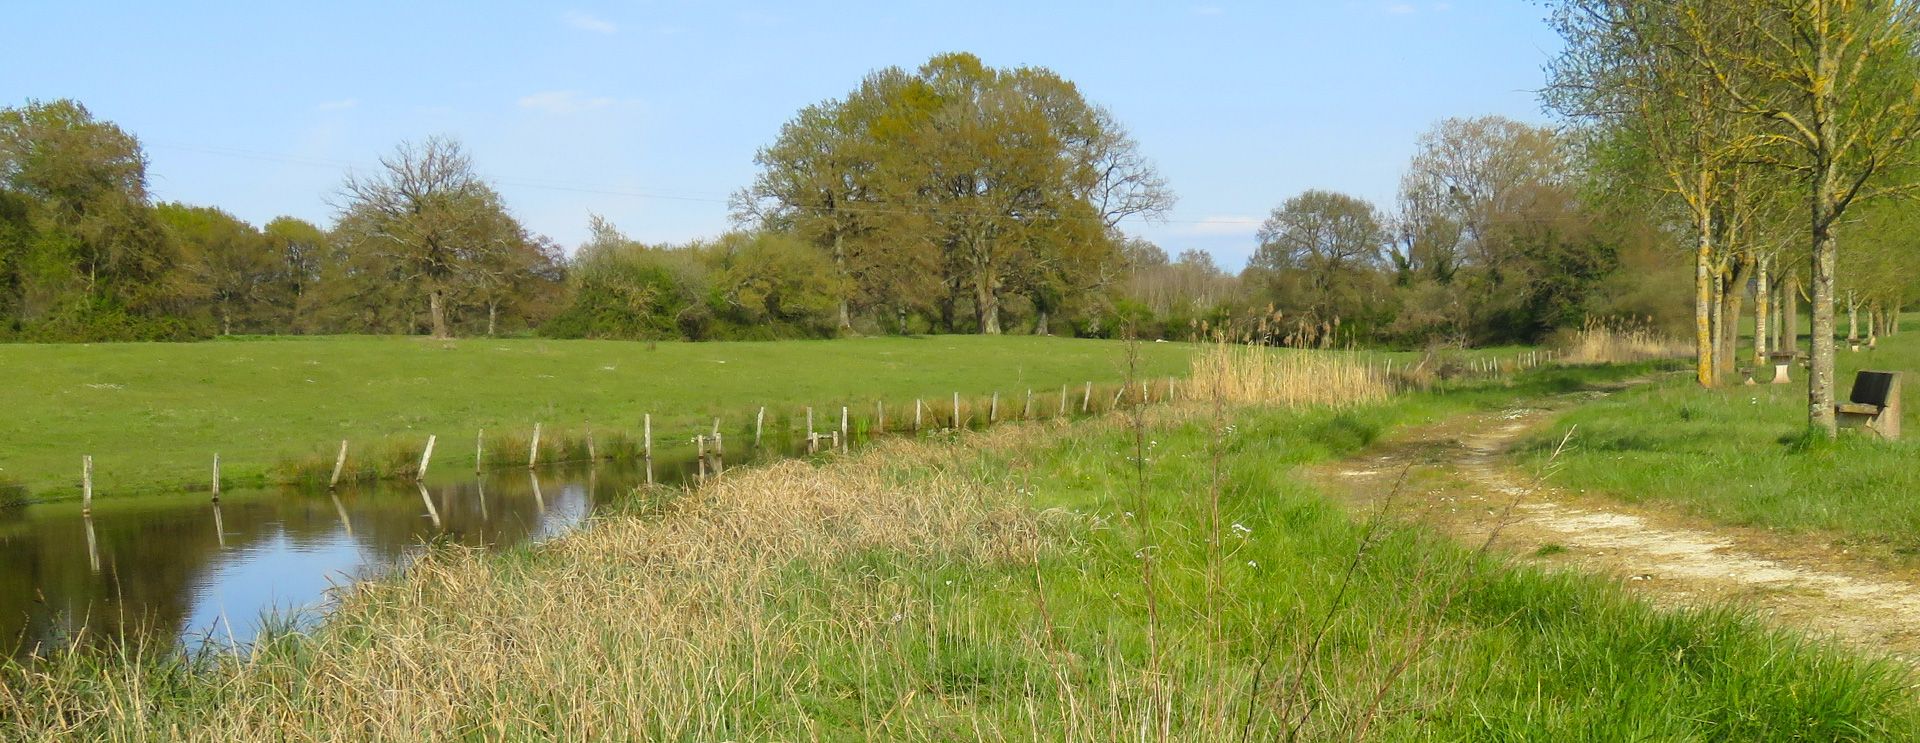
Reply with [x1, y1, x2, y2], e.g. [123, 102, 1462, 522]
[1560, 316, 1690, 365]
[3, 425, 1068, 741]
[1185, 343, 1393, 408]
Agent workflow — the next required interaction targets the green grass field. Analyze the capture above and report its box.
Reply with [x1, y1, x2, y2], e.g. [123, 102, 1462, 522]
[1518, 316, 1920, 552]
[7, 363, 1911, 739]
[0, 335, 1200, 500]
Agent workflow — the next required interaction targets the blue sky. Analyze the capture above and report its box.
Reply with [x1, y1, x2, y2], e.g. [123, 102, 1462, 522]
[3, 1, 1561, 269]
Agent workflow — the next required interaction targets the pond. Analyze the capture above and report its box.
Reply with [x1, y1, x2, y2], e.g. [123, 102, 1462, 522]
[0, 449, 749, 658]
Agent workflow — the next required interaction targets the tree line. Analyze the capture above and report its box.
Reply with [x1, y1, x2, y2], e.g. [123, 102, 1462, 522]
[13, 48, 1894, 367]
[1543, 0, 1920, 436]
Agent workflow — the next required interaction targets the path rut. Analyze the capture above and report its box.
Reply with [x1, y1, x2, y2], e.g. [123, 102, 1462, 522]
[1308, 384, 1920, 661]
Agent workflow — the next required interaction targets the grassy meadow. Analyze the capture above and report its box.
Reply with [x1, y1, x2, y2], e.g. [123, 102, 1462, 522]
[0, 335, 1201, 500]
[3, 360, 1913, 739]
[1517, 315, 1920, 551]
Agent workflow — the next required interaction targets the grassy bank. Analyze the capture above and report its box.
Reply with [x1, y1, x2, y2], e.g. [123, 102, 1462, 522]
[1516, 316, 1920, 552]
[3, 363, 1910, 740]
[0, 335, 1198, 500]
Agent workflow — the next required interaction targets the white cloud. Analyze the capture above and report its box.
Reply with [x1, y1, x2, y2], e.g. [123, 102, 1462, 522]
[314, 98, 359, 112]
[562, 10, 617, 34]
[1184, 215, 1262, 237]
[517, 90, 617, 114]
[1386, 2, 1418, 14]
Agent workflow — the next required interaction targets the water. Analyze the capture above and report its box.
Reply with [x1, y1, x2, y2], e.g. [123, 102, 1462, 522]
[0, 456, 713, 658]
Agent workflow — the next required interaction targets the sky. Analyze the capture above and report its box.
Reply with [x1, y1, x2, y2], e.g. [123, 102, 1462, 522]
[2, 1, 1564, 269]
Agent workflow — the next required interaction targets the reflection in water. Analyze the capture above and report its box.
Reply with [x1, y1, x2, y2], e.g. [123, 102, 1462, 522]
[0, 460, 665, 658]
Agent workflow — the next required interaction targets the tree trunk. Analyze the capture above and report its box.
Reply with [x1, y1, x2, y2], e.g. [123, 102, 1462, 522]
[220, 303, 232, 337]
[1710, 271, 1726, 381]
[973, 264, 1001, 335]
[1753, 255, 1771, 365]
[1846, 296, 1859, 347]
[1784, 276, 1800, 354]
[1809, 201, 1838, 436]
[1718, 257, 1750, 379]
[833, 232, 851, 331]
[1694, 220, 1716, 388]
[428, 286, 452, 339]
[1035, 308, 1050, 336]
[1868, 304, 1879, 349]
[487, 300, 498, 337]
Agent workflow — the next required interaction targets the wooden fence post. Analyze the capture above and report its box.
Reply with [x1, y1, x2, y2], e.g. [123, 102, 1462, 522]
[877, 400, 885, 433]
[696, 435, 709, 482]
[1060, 384, 1068, 417]
[643, 414, 654, 486]
[914, 399, 923, 432]
[840, 406, 849, 447]
[587, 426, 598, 462]
[713, 432, 724, 472]
[329, 440, 349, 490]
[528, 423, 541, 469]
[990, 391, 999, 423]
[755, 406, 766, 447]
[1083, 382, 1092, 413]
[807, 407, 815, 440]
[211, 453, 221, 502]
[475, 429, 485, 474]
[1024, 389, 1033, 419]
[418, 435, 436, 481]
[953, 392, 961, 429]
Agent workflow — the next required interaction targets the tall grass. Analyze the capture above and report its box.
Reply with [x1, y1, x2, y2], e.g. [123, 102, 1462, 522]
[1560, 315, 1690, 364]
[1186, 342, 1392, 408]
[3, 355, 1910, 739]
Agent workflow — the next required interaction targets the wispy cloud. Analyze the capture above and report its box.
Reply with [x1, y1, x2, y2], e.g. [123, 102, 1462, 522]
[314, 98, 359, 112]
[517, 90, 616, 114]
[562, 10, 617, 34]
[1184, 215, 1262, 237]
[1385, 2, 1418, 14]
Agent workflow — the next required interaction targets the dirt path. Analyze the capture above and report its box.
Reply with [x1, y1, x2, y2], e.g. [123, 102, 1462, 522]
[1307, 382, 1920, 661]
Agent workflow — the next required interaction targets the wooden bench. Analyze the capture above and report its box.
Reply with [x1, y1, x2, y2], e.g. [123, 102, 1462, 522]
[1836, 370, 1902, 440]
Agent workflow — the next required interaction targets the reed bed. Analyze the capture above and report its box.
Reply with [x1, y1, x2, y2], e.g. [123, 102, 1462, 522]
[1185, 342, 1393, 408]
[1560, 316, 1690, 364]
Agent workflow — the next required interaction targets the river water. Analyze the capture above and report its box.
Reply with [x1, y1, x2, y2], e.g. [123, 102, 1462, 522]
[0, 454, 725, 658]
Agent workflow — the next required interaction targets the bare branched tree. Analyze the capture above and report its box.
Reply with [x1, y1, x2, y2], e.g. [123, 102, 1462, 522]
[335, 136, 511, 339]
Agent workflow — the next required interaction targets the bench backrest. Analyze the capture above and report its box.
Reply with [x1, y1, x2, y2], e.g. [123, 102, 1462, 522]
[1848, 370, 1900, 407]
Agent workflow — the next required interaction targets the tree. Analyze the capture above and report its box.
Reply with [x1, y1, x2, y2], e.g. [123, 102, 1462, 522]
[334, 136, 516, 339]
[262, 216, 329, 332]
[1249, 190, 1385, 325]
[738, 52, 1172, 335]
[1686, 0, 1920, 434]
[1546, 2, 1763, 386]
[0, 99, 177, 336]
[1392, 117, 1604, 344]
[157, 203, 269, 335]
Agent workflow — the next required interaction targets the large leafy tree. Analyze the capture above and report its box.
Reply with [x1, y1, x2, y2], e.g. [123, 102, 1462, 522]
[1249, 189, 1386, 326]
[156, 203, 269, 335]
[0, 99, 176, 334]
[738, 52, 1172, 335]
[334, 136, 520, 339]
